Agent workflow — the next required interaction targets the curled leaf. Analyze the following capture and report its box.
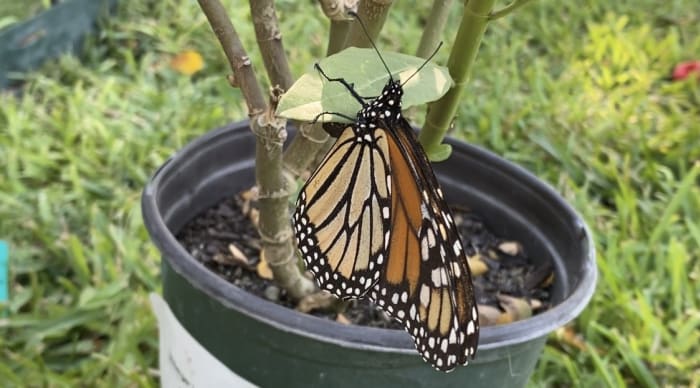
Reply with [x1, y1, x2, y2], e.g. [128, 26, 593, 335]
[540, 272, 555, 288]
[227, 243, 250, 267]
[336, 313, 351, 325]
[529, 298, 543, 310]
[497, 294, 533, 322]
[256, 250, 273, 280]
[477, 304, 502, 326]
[240, 186, 259, 202]
[237, 187, 260, 227]
[467, 253, 489, 276]
[248, 208, 260, 228]
[277, 47, 453, 122]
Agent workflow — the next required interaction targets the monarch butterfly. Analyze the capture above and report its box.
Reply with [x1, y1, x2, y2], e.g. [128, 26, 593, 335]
[292, 16, 479, 372]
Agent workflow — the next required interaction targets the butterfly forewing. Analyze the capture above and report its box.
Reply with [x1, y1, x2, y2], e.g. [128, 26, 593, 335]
[293, 126, 392, 299]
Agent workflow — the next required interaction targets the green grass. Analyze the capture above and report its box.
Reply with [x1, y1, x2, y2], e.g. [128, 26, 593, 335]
[0, 0, 51, 29]
[1, 0, 698, 386]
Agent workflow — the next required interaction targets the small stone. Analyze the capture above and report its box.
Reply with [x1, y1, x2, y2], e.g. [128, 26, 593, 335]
[498, 241, 522, 256]
[264, 285, 280, 301]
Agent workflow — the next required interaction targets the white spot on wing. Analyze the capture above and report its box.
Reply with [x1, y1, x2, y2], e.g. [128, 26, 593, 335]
[420, 285, 430, 306]
[427, 228, 436, 247]
[452, 262, 461, 277]
[421, 237, 429, 261]
[467, 320, 475, 335]
[453, 240, 462, 255]
[431, 268, 442, 287]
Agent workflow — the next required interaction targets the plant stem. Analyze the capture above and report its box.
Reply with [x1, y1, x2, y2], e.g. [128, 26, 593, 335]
[415, 0, 454, 58]
[198, 0, 266, 116]
[418, 0, 496, 159]
[489, 0, 534, 20]
[253, 89, 316, 300]
[198, 0, 314, 300]
[319, 0, 357, 54]
[345, 0, 393, 48]
[327, 19, 352, 55]
[282, 122, 329, 177]
[316, 0, 393, 153]
[406, 0, 454, 121]
[282, 0, 357, 177]
[249, 0, 294, 89]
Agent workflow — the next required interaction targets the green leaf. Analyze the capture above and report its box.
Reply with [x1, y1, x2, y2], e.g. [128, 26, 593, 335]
[277, 47, 453, 122]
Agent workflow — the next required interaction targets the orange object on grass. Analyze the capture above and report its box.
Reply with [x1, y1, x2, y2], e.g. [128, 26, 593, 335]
[170, 50, 205, 76]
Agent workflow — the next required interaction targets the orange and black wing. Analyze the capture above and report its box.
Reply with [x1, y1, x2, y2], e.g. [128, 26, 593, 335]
[294, 74, 479, 371]
[293, 126, 391, 299]
[367, 119, 479, 372]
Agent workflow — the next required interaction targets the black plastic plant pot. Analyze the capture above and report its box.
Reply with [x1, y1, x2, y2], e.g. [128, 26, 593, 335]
[142, 121, 596, 387]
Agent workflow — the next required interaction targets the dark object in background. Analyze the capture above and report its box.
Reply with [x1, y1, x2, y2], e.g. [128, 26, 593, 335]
[0, 0, 116, 88]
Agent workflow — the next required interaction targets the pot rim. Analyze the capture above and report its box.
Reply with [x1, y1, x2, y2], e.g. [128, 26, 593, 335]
[142, 121, 597, 354]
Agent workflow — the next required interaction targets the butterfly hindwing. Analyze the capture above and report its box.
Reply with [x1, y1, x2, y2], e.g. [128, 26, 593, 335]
[368, 117, 479, 371]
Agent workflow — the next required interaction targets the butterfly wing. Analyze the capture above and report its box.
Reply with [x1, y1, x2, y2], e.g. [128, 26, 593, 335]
[293, 126, 392, 299]
[368, 119, 479, 371]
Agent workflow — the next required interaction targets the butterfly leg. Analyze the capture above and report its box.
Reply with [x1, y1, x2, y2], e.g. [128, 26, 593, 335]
[311, 111, 356, 124]
[314, 63, 370, 105]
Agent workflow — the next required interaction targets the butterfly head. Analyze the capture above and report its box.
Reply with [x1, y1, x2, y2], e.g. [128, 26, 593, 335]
[379, 78, 403, 106]
[357, 79, 404, 126]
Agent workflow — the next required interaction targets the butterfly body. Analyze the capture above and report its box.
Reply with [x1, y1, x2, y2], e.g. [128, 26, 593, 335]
[293, 71, 478, 372]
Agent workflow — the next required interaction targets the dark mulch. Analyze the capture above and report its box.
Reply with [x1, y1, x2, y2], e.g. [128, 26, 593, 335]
[176, 192, 553, 329]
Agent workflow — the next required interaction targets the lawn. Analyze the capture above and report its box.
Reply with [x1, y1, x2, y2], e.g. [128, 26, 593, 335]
[1, 0, 699, 386]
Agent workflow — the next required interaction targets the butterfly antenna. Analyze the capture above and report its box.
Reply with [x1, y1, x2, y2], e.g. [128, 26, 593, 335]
[348, 11, 393, 80]
[401, 41, 443, 87]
